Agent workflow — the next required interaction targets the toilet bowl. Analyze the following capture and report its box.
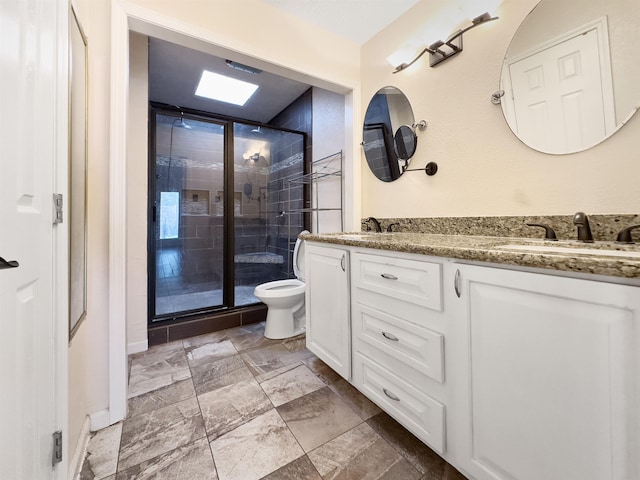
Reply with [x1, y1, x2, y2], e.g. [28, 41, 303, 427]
[254, 231, 309, 339]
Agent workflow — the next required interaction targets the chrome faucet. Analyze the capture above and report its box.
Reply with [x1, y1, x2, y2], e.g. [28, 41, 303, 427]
[364, 217, 382, 232]
[573, 212, 594, 242]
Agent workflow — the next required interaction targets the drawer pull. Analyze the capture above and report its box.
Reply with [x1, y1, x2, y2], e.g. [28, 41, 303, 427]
[383, 388, 400, 402]
[380, 273, 398, 280]
[381, 331, 399, 342]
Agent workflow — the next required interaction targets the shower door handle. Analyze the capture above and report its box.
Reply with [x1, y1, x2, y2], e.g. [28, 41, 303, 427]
[0, 257, 19, 270]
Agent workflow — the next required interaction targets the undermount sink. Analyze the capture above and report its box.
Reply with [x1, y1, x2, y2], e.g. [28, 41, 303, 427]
[339, 233, 381, 240]
[500, 243, 640, 258]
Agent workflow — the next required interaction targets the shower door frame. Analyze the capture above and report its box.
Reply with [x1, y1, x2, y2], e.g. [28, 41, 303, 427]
[147, 103, 309, 325]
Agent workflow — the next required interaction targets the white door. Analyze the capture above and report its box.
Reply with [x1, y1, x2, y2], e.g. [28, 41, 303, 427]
[505, 24, 615, 154]
[0, 1, 67, 479]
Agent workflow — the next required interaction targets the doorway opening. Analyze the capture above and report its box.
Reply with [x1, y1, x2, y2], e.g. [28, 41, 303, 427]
[148, 104, 308, 323]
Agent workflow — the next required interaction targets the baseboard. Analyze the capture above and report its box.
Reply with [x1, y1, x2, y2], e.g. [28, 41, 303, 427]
[127, 339, 148, 355]
[89, 409, 111, 432]
[69, 416, 91, 480]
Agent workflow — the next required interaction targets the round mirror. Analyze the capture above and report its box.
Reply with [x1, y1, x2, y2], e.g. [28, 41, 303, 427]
[500, 0, 640, 154]
[363, 86, 415, 182]
[394, 125, 417, 160]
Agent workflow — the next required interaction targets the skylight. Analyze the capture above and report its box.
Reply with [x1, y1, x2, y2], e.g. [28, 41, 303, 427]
[195, 70, 259, 106]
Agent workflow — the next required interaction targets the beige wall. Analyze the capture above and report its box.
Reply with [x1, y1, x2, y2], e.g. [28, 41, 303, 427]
[360, 0, 640, 218]
[127, 32, 149, 352]
[68, 0, 112, 459]
[125, 0, 360, 93]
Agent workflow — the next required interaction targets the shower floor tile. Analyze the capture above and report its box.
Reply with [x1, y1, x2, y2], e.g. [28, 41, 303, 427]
[154, 286, 259, 316]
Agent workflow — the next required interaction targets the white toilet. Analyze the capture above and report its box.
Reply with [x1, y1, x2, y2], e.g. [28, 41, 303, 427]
[254, 231, 308, 339]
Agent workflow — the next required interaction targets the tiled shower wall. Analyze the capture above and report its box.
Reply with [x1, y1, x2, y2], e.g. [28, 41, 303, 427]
[267, 88, 312, 277]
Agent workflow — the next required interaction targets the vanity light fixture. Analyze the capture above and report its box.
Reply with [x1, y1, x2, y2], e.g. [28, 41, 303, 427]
[393, 12, 499, 72]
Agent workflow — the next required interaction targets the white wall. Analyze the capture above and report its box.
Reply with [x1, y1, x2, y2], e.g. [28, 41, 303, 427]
[360, 0, 640, 218]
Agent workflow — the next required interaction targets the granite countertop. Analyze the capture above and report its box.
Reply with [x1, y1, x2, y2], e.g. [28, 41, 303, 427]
[300, 232, 640, 282]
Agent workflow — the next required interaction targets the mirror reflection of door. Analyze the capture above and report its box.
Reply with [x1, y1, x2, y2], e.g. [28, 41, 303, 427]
[503, 18, 616, 154]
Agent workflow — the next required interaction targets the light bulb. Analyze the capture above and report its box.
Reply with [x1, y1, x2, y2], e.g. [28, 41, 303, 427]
[386, 39, 423, 68]
[457, 0, 503, 20]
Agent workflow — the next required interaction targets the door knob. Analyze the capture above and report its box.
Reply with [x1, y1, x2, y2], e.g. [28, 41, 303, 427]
[0, 257, 19, 270]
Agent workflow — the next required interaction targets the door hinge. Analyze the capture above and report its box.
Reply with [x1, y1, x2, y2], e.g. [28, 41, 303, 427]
[52, 430, 62, 465]
[53, 194, 63, 224]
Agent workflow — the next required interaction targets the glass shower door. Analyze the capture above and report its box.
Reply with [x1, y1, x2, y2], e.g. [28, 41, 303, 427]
[152, 113, 226, 319]
[233, 122, 306, 306]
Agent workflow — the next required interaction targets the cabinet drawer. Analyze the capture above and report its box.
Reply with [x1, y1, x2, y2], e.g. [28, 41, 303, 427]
[353, 304, 444, 383]
[352, 253, 442, 311]
[353, 352, 446, 454]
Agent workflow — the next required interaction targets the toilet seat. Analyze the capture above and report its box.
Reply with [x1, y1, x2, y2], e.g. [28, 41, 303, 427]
[254, 231, 308, 299]
[254, 279, 305, 298]
[293, 231, 308, 281]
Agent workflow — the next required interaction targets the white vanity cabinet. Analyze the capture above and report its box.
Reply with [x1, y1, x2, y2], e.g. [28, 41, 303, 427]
[304, 242, 351, 380]
[448, 263, 640, 480]
[350, 251, 448, 454]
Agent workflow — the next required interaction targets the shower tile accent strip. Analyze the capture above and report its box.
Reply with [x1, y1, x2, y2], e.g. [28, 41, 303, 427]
[363, 214, 640, 242]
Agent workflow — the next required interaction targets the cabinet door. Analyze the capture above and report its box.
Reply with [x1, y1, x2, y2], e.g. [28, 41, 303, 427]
[305, 243, 350, 379]
[450, 264, 639, 480]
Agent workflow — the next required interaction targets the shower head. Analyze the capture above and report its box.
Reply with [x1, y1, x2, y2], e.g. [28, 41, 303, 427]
[173, 117, 192, 129]
[171, 105, 192, 129]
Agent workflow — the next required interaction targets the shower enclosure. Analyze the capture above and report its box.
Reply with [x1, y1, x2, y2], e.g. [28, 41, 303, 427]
[149, 105, 307, 322]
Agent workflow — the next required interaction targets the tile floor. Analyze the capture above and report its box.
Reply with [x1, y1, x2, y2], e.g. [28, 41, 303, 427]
[80, 322, 468, 480]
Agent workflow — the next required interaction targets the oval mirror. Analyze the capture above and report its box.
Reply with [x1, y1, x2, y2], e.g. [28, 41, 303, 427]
[363, 86, 415, 182]
[500, 0, 640, 154]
